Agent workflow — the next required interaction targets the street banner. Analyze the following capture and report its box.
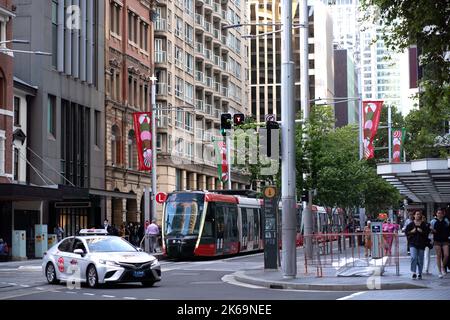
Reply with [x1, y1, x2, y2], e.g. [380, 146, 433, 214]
[362, 100, 383, 159]
[133, 112, 152, 171]
[213, 138, 228, 183]
[392, 127, 406, 163]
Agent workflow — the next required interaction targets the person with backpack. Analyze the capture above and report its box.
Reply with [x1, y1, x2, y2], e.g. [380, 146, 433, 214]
[430, 208, 450, 278]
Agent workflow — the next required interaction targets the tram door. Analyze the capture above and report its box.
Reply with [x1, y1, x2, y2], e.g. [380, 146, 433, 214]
[215, 205, 225, 255]
[223, 205, 238, 254]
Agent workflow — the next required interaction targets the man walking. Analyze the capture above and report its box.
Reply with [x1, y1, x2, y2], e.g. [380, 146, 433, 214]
[146, 220, 160, 253]
[430, 208, 449, 278]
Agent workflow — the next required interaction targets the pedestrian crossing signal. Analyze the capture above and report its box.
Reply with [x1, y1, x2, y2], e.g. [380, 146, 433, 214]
[220, 113, 232, 130]
[233, 113, 245, 126]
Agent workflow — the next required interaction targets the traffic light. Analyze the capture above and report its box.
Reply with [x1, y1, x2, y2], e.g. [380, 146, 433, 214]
[221, 113, 232, 130]
[266, 120, 279, 157]
[233, 113, 245, 126]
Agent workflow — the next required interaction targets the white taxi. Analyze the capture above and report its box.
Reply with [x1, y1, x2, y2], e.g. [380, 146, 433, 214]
[42, 229, 161, 288]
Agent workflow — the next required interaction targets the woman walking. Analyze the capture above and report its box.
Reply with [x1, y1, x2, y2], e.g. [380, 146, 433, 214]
[405, 211, 430, 280]
[430, 209, 449, 278]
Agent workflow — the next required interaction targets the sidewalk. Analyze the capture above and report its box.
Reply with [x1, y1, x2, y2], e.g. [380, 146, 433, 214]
[233, 235, 450, 291]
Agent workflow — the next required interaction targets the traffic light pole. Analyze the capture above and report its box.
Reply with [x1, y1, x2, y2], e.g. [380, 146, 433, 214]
[226, 131, 232, 190]
[280, 0, 297, 278]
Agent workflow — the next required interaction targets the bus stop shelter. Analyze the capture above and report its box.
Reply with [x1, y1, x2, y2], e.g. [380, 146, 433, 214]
[377, 158, 450, 216]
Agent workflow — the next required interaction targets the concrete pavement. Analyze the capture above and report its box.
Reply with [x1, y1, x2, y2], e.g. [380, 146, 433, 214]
[232, 235, 450, 293]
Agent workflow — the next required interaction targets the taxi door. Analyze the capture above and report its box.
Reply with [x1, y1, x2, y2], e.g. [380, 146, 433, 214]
[54, 238, 74, 281]
[65, 238, 89, 284]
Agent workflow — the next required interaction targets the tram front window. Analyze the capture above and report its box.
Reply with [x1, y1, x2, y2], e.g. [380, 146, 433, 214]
[165, 194, 204, 236]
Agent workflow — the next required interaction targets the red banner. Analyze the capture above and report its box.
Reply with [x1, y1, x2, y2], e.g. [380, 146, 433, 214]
[392, 128, 406, 163]
[362, 101, 383, 159]
[133, 112, 152, 171]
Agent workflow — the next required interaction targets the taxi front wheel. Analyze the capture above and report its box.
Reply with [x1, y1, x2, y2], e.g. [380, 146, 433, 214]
[46, 263, 60, 284]
[87, 265, 98, 288]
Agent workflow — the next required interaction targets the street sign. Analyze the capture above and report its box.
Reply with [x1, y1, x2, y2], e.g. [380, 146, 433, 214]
[263, 186, 278, 270]
[155, 192, 167, 204]
[265, 114, 276, 122]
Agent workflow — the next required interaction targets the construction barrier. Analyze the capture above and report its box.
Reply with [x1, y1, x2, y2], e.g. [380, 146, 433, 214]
[301, 232, 400, 277]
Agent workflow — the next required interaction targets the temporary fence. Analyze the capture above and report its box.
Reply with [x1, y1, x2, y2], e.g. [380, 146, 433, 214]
[301, 232, 400, 277]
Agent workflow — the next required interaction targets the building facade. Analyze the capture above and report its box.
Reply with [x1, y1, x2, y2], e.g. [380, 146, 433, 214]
[11, 0, 106, 255]
[151, 0, 251, 218]
[105, 0, 156, 229]
[0, 0, 14, 183]
[334, 48, 358, 127]
[247, 0, 334, 122]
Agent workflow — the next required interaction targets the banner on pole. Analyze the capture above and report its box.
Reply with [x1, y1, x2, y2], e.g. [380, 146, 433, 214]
[133, 112, 153, 171]
[362, 100, 383, 159]
[392, 127, 406, 163]
[213, 138, 229, 183]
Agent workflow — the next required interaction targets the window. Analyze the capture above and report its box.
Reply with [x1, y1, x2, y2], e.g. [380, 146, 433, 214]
[168, 134, 172, 153]
[185, 53, 193, 74]
[95, 110, 101, 147]
[187, 142, 193, 158]
[185, 23, 193, 45]
[128, 11, 138, 43]
[184, 0, 193, 14]
[110, 2, 121, 35]
[185, 112, 193, 132]
[141, 23, 148, 51]
[176, 108, 183, 128]
[52, 0, 58, 67]
[13, 147, 19, 181]
[175, 77, 184, 98]
[175, 46, 183, 69]
[48, 95, 56, 137]
[128, 130, 137, 169]
[111, 125, 121, 165]
[14, 97, 20, 127]
[175, 16, 183, 38]
[157, 133, 162, 150]
[185, 82, 194, 105]
[176, 138, 184, 154]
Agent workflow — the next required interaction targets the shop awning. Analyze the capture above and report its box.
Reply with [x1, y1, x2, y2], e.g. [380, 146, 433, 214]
[377, 158, 450, 203]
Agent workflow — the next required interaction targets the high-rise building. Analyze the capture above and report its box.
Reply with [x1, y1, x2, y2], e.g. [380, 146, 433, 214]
[104, 0, 155, 228]
[12, 0, 107, 246]
[152, 0, 251, 215]
[248, 0, 334, 122]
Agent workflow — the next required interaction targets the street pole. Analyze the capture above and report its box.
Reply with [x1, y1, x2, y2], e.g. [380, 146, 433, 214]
[300, 0, 313, 261]
[151, 77, 158, 224]
[281, 0, 297, 278]
[358, 94, 365, 230]
[226, 131, 232, 190]
[388, 104, 392, 163]
[144, 186, 150, 252]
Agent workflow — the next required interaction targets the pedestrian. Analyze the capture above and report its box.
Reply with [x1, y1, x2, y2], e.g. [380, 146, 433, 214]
[405, 210, 430, 280]
[103, 219, 110, 231]
[364, 221, 372, 257]
[430, 208, 449, 278]
[54, 223, 65, 242]
[382, 219, 399, 256]
[146, 220, 160, 253]
[422, 215, 432, 275]
[346, 216, 357, 247]
[402, 211, 414, 255]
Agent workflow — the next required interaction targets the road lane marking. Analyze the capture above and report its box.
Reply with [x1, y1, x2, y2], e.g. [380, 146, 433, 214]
[102, 295, 115, 298]
[123, 297, 137, 300]
[8, 283, 17, 286]
[20, 285, 30, 288]
[64, 291, 77, 294]
[337, 292, 366, 300]
[83, 293, 95, 296]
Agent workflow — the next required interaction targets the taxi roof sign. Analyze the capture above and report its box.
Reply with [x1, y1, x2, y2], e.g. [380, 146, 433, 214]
[79, 228, 108, 236]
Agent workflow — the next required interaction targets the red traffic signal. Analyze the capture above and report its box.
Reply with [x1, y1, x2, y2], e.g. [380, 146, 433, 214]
[233, 113, 245, 126]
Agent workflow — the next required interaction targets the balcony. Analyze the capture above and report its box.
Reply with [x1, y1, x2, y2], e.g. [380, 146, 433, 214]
[213, 55, 221, 67]
[221, 9, 227, 20]
[221, 60, 228, 73]
[205, 103, 213, 116]
[213, 81, 220, 93]
[155, 51, 167, 63]
[214, 107, 221, 119]
[155, 19, 167, 32]
[205, 76, 213, 88]
[195, 70, 204, 83]
[204, 21, 212, 34]
[204, 48, 212, 61]
[195, 42, 204, 56]
[221, 86, 228, 97]
[213, 2, 221, 15]
[213, 28, 221, 40]
[195, 13, 203, 26]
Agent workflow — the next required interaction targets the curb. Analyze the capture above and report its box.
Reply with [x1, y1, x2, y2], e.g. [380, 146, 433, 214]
[232, 271, 428, 291]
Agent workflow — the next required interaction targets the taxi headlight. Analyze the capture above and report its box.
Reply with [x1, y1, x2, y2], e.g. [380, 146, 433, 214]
[151, 259, 159, 267]
[99, 260, 119, 266]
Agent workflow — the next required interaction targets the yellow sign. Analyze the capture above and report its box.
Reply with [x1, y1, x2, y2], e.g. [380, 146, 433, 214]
[264, 186, 277, 199]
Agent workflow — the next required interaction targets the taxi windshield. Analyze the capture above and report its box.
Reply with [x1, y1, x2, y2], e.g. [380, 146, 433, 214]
[85, 237, 137, 252]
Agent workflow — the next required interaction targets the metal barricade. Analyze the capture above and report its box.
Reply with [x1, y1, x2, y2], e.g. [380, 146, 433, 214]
[302, 232, 400, 277]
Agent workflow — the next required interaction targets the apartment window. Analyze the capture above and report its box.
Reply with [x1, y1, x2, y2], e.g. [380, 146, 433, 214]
[185, 24, 193, 46]
[115, 72, 121, 101]
[168, 134, 173, 153]
[167, 72, 172, 93]
[134, 79, 138, 107]
[184, 0, 193, 15]
[175, 16, 183, 38]
[187, 142, 193, 158]
[48, 95, 56, 137]
[176, 138, 184, 154]
[185, 112, 193, 132]
[94, 110, 101, 147]
[128, 76, 133, 105]
[175, 46, 183, 69]
[157, 133, 162, 150]
[52, 0, 58, 67]
[13, 147, 19, 181]
[176, 108, 183, 128]
[185, 53, 193, 74]
[175, 77, 184, 98]
[14, 97, 20, 127]
[128, 11, 138, 43]
[141, 23, 148, 51]
[185, 82, 194, 105]
[110, 3, 121, 35]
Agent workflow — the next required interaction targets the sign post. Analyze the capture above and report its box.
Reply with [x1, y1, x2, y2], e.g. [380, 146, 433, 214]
[263, 186, 279, 270]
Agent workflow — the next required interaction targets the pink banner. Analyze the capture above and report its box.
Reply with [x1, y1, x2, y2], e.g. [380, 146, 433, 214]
[363, 101, 383, 159]
[133, 112, 152, 171]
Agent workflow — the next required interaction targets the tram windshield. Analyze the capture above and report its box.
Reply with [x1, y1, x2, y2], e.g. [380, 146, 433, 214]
[164, 193, 205, 236]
